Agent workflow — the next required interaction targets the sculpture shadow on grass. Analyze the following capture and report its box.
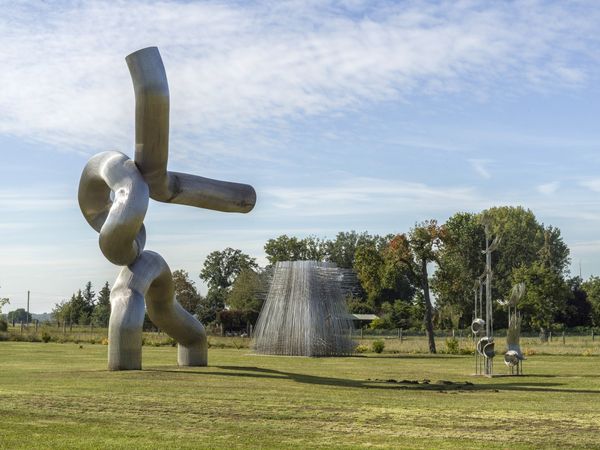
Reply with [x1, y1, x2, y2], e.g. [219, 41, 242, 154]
[146, 365, 600, 395]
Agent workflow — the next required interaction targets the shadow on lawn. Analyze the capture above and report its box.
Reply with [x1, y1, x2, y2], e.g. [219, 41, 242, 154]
[147, 365, 600, 395]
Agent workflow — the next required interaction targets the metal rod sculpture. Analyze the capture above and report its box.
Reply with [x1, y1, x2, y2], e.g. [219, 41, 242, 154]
[78, 47, 256, 370]
[504, 282, 526, 375]
[472, 217, 501, 376]
[253, 261, 355, 357]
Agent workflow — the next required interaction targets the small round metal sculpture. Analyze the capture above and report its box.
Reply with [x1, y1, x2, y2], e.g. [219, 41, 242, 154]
[78, 47, 256, 370]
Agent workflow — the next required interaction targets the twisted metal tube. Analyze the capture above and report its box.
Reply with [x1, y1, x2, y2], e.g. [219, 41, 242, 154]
[78, 151, 148, 266]
[78, 47, 256, 370]
[126, 47, 256, 212]
[108, 251, 207, 370]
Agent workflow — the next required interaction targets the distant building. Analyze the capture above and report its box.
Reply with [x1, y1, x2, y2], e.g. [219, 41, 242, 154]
[350, 314, 379, 328]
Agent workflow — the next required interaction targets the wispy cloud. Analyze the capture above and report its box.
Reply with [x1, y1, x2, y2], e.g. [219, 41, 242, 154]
[262, 177, 480, 216]
[579, 179, 600, 192]
[537, 181, 560, 195]
[0, 1, 597, 157]
[468, 159, 492, 179]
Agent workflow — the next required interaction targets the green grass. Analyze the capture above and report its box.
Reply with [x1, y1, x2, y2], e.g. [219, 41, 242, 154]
[1, 342, 599, 449]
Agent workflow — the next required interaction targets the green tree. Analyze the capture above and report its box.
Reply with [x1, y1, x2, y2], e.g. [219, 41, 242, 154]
[91, 282, 111, 327]
[512, 261, 569, 335]
[264, 235, 328, 264]
[353, 240, 385, 307]
[52, 299, 72, 326]
[200, 248, 258, 292]
[68, 290, 87, 325]
[432, 212, 485, 325]
[326, 231, 373, 268]
[557, 277, 592, 328]
[7, 308, 32, 324]
[582, 276, 600, 327]
[485, 206, 570, 300]
[80, 281, 95, 325]
[0, 297, 9, 317]
[173, 270, 202, 314]
[196, 288, 227, 324]
[227, 268, 266, 313]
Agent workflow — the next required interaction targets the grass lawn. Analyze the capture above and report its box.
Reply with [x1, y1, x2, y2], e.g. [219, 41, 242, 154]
[1, 342, 599, 449]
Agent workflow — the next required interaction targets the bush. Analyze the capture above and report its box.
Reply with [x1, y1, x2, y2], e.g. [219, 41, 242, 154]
[372, 339, 385, 354]
[0, 319, 7, 332]
[41, 332, 52, 343]
[354, 344, 369, 353]
[445, 337, 459, 354]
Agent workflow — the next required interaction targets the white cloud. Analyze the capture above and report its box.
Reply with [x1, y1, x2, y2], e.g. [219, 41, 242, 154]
[579, 179, 600, 192]
[537, 181, 560, 195]
[0, 1, 597, 158]
[468, 159, 492, 179]
[262, 177, 480, 217]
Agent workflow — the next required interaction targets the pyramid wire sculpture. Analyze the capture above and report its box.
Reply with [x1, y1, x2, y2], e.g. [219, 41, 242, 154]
[253, 261, 355, 356]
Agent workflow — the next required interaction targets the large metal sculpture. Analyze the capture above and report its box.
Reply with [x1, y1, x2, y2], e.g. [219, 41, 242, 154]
[253, 261, 355, 356]
[472, 217, 501, 376]
[504, 283, 526, 375]
[78, 47, 256, 370]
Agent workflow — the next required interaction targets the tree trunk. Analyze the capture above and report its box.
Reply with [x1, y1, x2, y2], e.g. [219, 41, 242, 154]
[421, 259, 436, 354]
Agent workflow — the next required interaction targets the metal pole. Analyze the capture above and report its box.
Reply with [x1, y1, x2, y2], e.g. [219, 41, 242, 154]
[26, 290, 30, 327]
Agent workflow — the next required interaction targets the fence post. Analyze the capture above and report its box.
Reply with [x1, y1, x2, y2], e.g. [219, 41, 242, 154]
[35, 320, 38, 333]
[20, 321, 23, 334]
[400, 328, 403, 343]
[593, 330, 595, 342]
[562, 331, 565, 345]
[360, 328, 363, 339]
[549, 331, 552, 342]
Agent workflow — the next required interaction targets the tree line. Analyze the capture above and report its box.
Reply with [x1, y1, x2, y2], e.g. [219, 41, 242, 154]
[14, 206, 599, 353]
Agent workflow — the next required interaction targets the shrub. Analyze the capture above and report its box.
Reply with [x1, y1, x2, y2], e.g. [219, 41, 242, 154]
[524, 347, 536, 356]
[101, 338, 109, 345]
[372, 339, 385, 354]
[445, 337, 459, 354]
[582, 348, 594, 357]
[354, 344, 369, 353]
[0, 319, 7, 332]
[41, 332, 52, 343]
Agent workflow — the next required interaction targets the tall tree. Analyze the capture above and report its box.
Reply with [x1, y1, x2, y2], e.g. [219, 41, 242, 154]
[7, 308, 32, 324]
[558, 277, 592, 328]
[408, 220, 444, 354]
[327, 231, 373, 268]
[512, 261, 569, 335]
[200, 248, 258, 292]
[91, 282, 111, 327]
[227, 268, 267, 313]
[172, 270, 202, 314]
[582, 276, 600, 327]
[80, 281, 96, 325]
[264, 235, 327, 264]
[432, 212, 485, 326]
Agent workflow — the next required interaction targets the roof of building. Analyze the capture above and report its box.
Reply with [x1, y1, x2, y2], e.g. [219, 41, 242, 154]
[351, 314, 379, 321]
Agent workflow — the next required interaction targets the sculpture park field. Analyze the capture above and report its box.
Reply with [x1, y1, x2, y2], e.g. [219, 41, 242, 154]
[1, 342, 599, 449]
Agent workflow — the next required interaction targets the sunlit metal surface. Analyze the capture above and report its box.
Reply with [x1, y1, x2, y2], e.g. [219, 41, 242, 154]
[253, 261, 355, 357]
[78, 47, 256, 370]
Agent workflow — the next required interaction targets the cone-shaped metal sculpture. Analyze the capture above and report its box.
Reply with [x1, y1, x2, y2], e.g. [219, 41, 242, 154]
[253, 261, 355, 356]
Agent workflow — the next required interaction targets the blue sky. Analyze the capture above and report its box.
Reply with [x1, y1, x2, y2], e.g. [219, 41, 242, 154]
[1, 0, 600, 313]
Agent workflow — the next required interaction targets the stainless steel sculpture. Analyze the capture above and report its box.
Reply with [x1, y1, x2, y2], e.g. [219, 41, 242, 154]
[504, 283, 526, 375]
[253, 261, 355, 356]
[78, 47, 256, 370]
[472, 217, 501, 377]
